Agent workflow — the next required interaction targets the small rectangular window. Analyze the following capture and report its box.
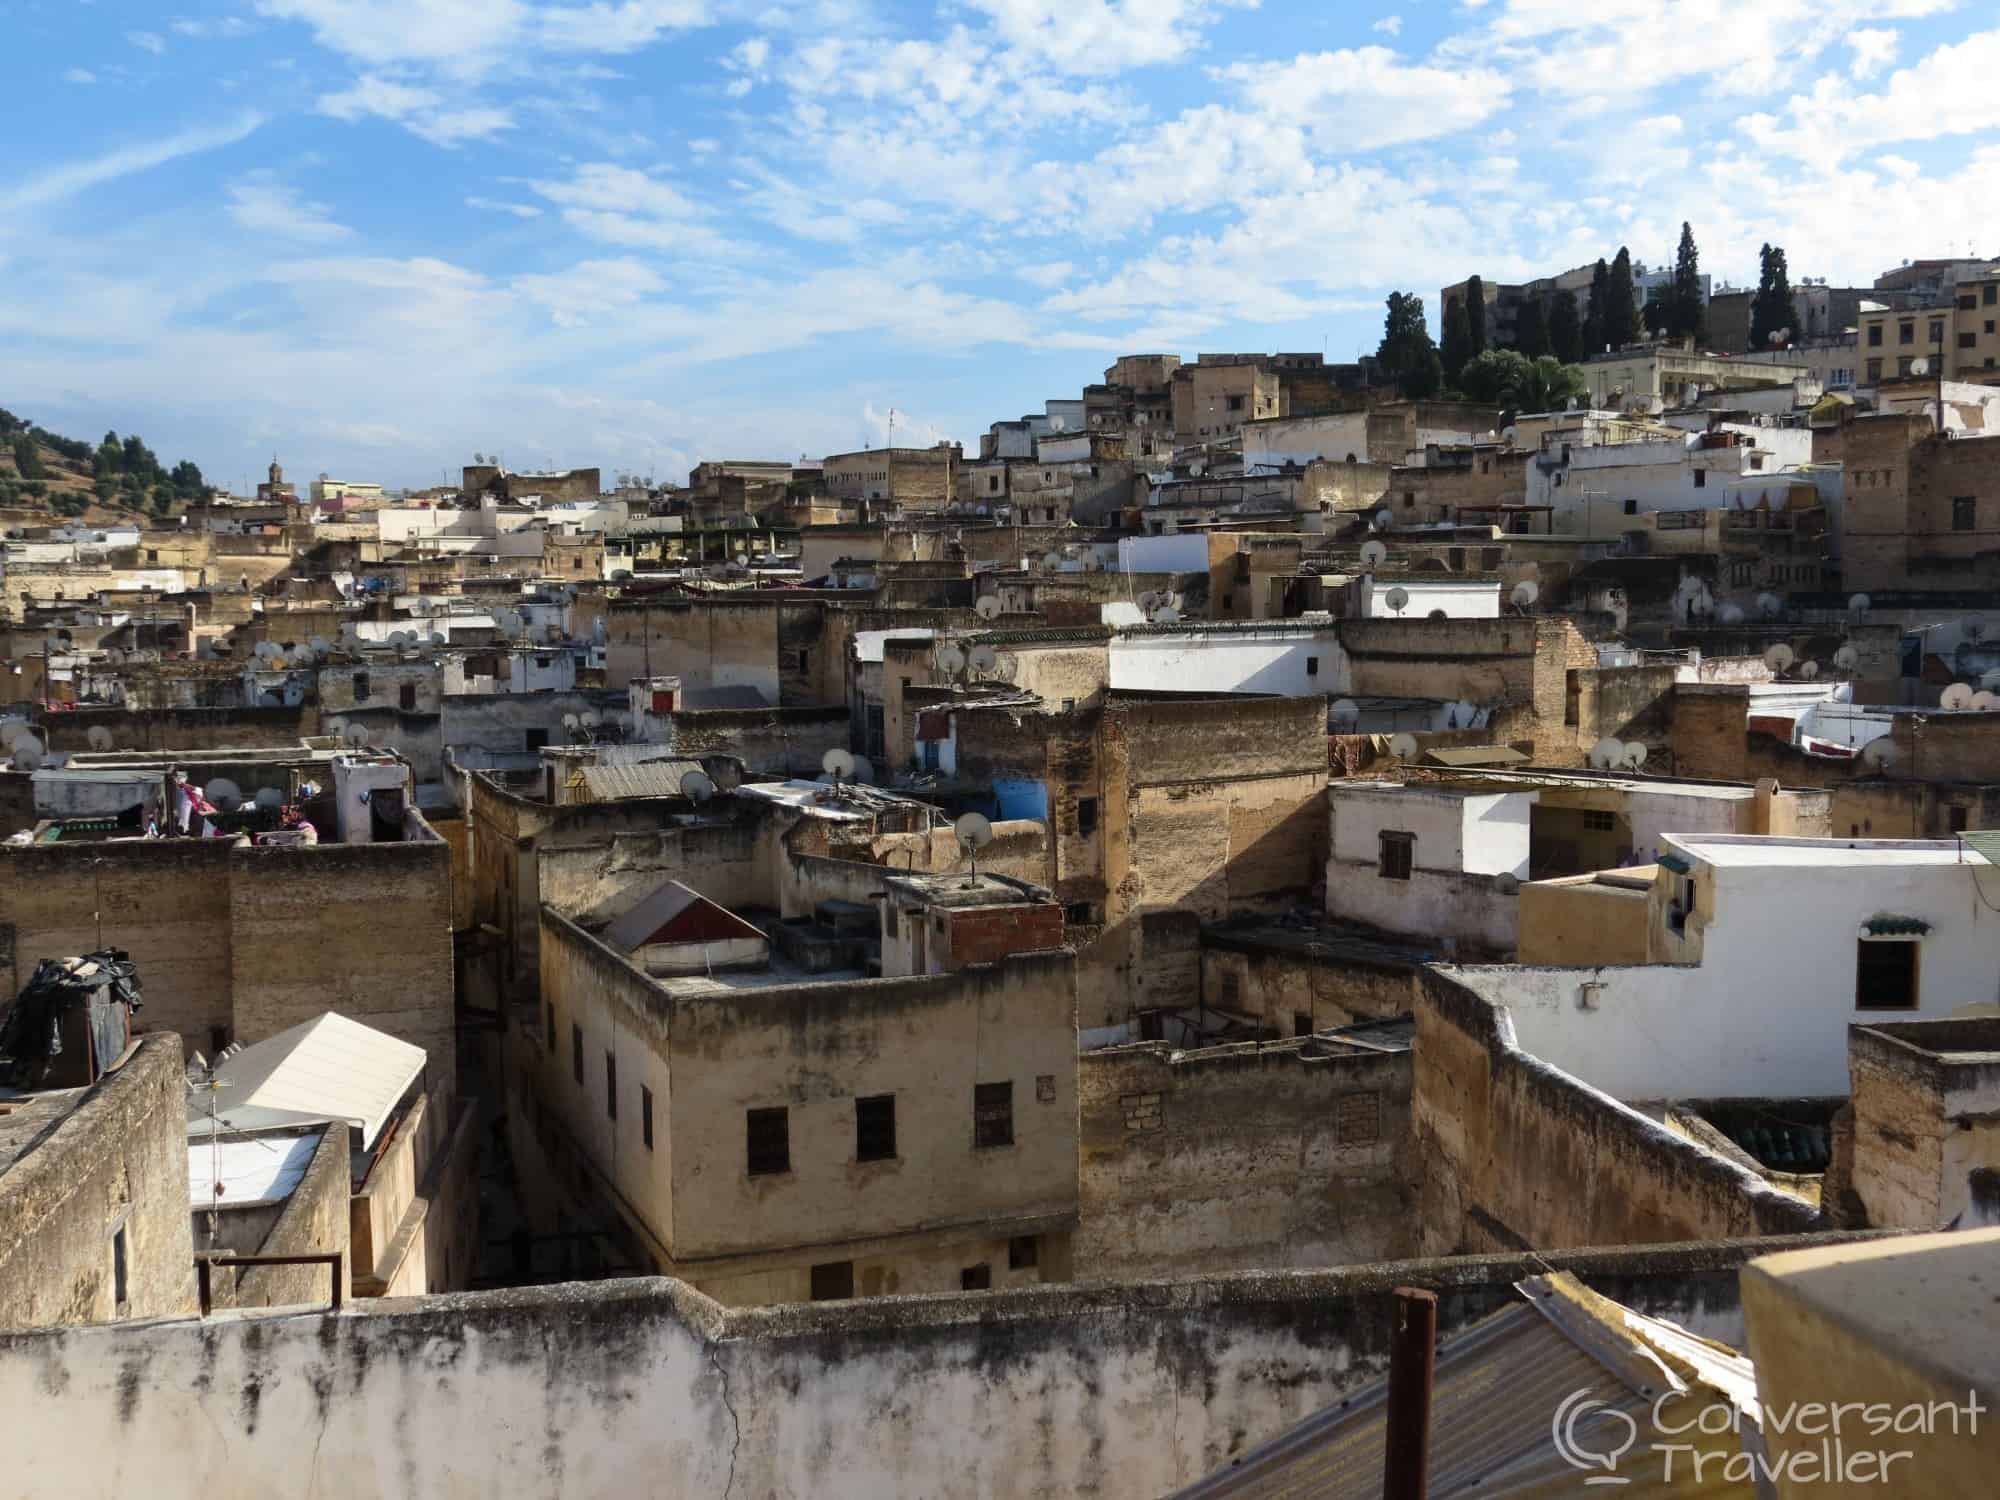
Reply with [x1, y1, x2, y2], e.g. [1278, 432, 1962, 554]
[1856, 939, 1919, 1010]
[354, 670, 370, 700]
[1693, 469, 1706, 489]
[1867, 324, 1882, 347]
[1960, 332, 1977, 351]
[856, 1094, 896, 1162]
[1899, 321, 1914, 345]
[1986, 284, 1998, 306]
[1623, 498, 1637, 515]
[1954, 497, 1976, 532]
[1306, 655, 1320, 677]
[1867, 358, 1883, 383]
[1948, 806, 1969, 835]
[810, 1261, 853, 1301]
[641, 1085, 654, 1150]
[747, 1107, 790, 1175]
[960, 1264, 992, 1290]
[1293, 1011, 1313, 1037]
[1582, 809, 1617, 832]
[604, 1051, 617, 1120]
[974, 1081, 1014, 1149]
[1378, 830, 1414, 880]
[571, 1024, 583, 1085]
[1064, 901, 1093, 926]
[525, 728, 550, 752]
[112, 1226, 129, 1314]
[1009, 1235, 1039, 1270]
[399, 682, 417, 711]
[1076, 797, 1099, 837]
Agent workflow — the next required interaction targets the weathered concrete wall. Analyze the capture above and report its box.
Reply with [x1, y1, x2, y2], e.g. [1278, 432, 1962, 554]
[1076, 1038, 1414, 1280]
[1199, 931, 1417, 1032]
[0, 1036, 198, 1329]
[0, 1236, 1882, 1498]
[1847, 1020, 2000, 1231]
[34, 704, 321, 752]
[1411, 966, 1820, 1256]
[0, 840, 455, 1083]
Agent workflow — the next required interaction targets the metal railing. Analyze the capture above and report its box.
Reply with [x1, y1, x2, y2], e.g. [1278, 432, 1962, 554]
[196, 1252, 344, 1314]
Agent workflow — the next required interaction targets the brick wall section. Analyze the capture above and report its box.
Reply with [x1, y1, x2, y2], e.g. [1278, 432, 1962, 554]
[946, 903, 1066, 968]
[0, 1035, 198, 1328]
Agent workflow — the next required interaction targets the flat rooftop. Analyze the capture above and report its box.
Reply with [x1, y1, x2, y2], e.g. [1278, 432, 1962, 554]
[1670, 834, 1973, 867]
[887, 872, 1047, 908]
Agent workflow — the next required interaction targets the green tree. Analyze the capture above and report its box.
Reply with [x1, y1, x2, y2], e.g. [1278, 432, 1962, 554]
[1514, 295, 1551, 358]
[1440, 296, 1475, 384]
[1605, 247, 1641, 351]
[10, 434, 45, 479]
[1669, 221, 1704, 343]
[1582, 260, 1611, 356]
[94, 431, 123, 477]
[1464, 275, 1488, 352]
[1548, 289, 1583, 364]
[1456, 348, 1532, 405]
[1517, 356, 1588, 412]
[1375, 291, 1444, 399]
[170, 458, 206, 499]
[1751, 243, 1794, 350]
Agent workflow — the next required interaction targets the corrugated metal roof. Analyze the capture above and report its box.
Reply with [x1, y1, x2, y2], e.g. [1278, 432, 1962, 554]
[1171, 1274, 1757, 1499]
[577, 760, 705, 802]
[187, 1012, 426, 1150]
[1424, 746, 1530, 768]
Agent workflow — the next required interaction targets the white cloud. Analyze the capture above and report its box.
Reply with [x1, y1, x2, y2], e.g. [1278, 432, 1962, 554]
[960, 0, 1255, 76]
[1019, 261, 1074, 288]
[1372, 15, 1402, 35]
[1217, 47, 1512, 151]
[226, 175, 354, 242]
[317, 74, 514, 145]
[62, 68, 96, 84]
[527, 161, 746, 260]
[1847, 27, 1901, 78]
[127, 30, 167, 54]
[514, 257, 666, 325]
[466, 196, 544, 218]
[0, 114, 264, 215]
[172, 16, 255, 39]
[1743, 29, 2000, 160]
[256, 0, 714, 77]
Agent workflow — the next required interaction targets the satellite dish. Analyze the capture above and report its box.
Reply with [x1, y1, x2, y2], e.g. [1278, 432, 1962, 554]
[710, 760, 742, 791]
[936, 643, 966, 675]
[104, 648, 126, 667]
[1, 724, 33, 751]
[1833, 644, 1860, 671]
[821, 747, 857, 781]
[1862, 737, 1899, 770]
[87, 725, 114, 751]
[11, 740, 45, 773]
[1973, 691, 2000, 712]
[1509, 580, 1538, 609]
[679, 770, 716, 803]
[1390, 732, 1420, 759]
[1371, 509, 1392, 531]
[1495, 873, 1521, 896]
[1330, 698, 1360, 728]
[1588, 736, 1623, 768]
[1717, 603, 1745, 625]
[1623, 742, 1649, 769]
[308, 635, 330, 653]
[968, 645, 999, 675]
[1966, 619, 1987, 643]
[342, 722, 369, 747]
[1041, 552, 1062, 571]
[1941, 682, 1975, 710]
[1763, 643, 1795, 672]
[1384, 586, 1411, 615]
[850, 755, 875, 785]
[1798, 660, 1820, 679]
[1756, 593, 1782, 619]
[580, 710, 600, 729]
[1848, 593, 1871, 616]
[974, 595, 1002, 621]
[1152, 606, 1180, 624]
[1911, 357, 1931, 377]
[254, 787, 284, 810]
[206, 777, 244, 813]
[1137, 591, 1162, 612]
[562, 712, 580, 730]
[1359, 539, 1388, 566]
[954, 811, 993, 849]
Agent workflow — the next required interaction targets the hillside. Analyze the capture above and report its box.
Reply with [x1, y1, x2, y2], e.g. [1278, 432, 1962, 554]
[0, 406, 209, 526]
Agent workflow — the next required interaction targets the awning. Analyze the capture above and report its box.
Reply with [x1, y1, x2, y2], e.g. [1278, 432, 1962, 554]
[1962, 831, 2000, 868]
[1862, 915, 1931, 936]
[1423, 746, 1529, 768]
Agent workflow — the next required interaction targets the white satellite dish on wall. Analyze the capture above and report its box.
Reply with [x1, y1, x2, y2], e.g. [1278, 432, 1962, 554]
[1384, 587, 1410, 616]
[1509, 580, 1538, 610]
[1389, 732, 1419, 759]
[936, 643, 967, 675]
[1717, 604, 1745, 625]
[10, 739, 44, 773]
[1359, 539, 1388, 567]
[954, 811, 995, 882]
[1833, 644, 1860, 671]
[206, 777, 244, 813]
[1862, 737, 1898, 770]
[821, 747, 857, 782]
[1972, 691, 2000, 712]
[254, 787, 285, 811]
[1763, 643, 1795, 672]
[1152, 605, 1180, 624]
[1370, 509, 1392, 531]
[968, 645, 999, 676]
[1623, 742, 1649, 770]
[680, 770, 716, 803]
[1756, 592, 1782, 619]
[1330, 698, 1360, 728]
[86, 725, 114, 751]
[974, 596, 1002, 621]
[1588, 736, 1623, 769]
[1941, 682, 1975, 710]
[1847, 593, 1871, 617]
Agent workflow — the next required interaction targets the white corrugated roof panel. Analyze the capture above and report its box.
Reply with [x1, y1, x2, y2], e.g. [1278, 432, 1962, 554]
[188, 1012, 426, 1149]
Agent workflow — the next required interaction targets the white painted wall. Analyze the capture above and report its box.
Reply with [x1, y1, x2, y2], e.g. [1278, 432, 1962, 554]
[1117, 534, 1209, 574]
[1325, 786, 1531, 950]
[1356, 578, 1502, 620]
[1242, 413, 1370, 468]
[1454, 843, 2000, 1099]
[1110, 631, 1347, 696]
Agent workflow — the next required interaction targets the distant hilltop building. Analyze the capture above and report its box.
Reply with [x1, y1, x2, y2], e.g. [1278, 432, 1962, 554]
[255, 457, 295, 505]
[462, 462, 602, 504]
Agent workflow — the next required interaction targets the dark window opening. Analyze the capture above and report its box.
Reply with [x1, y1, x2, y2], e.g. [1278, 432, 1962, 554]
[399, 682, 417, 711]
[353, 670, 370, 700]
[1953, 497, 1976, 532]
[960, 1264, 991, 1291]
[747, 1107, 790, 1175]
[1008, 1235, 1038, 1270]
[1623, 498, 1637, 515]
[545, 1002, 556, 1050]
[1582, 809, 1617, 832]
[1378, 830, 1414, 880]
[641, 1085, 654, 1150]
[604, 1052, 617, 1120]
[571, 1024, 583, 1085]
[1064, 901, 1094, 926]
[112, 1226, 129, 1314]
[810, 1261, 854, 1301]
[856, 1094, 896, 1162]
[1856, 939, 1919, 1011]
[1693, 469, 1706, 489]
[1293, 1011, 1313, 1037]
[1076, 797, 1099, 837]
[1306, 655, 1320, 677]
[525, 728, 550, 752]
[1948, 806, 1969, 834]
[974, 1081, 1014, 1149]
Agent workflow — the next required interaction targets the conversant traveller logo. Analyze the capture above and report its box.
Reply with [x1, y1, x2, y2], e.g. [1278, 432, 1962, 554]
[1551, 1386, 1988, 1487]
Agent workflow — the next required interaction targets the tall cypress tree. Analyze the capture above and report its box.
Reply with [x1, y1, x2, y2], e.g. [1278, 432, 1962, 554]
[1440, 296, 1475, 384]
[1670, 222, 1704, 343]
[1548, 289, 1583, 364]
[1514, 295, 1551, 359]
[1606, 247, 1641, 351]
[1465, 274, 1488, 352]
[1751, 244, 1794, 350]
[1376, 291, 1443, 399]
[1582, 260, 1611, 356]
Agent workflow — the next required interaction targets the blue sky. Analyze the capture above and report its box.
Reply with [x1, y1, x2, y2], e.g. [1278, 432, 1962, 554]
[2, 0, 1996, 490]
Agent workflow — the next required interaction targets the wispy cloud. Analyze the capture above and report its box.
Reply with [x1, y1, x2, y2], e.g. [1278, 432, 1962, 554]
[466, 195, 544, 219]
[62, 67, 97, 85]
[0, 114, 264, 215]
[318, 74, 513, 146]
[127, 30, 167, 54]
[226, 174, 353, 242]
